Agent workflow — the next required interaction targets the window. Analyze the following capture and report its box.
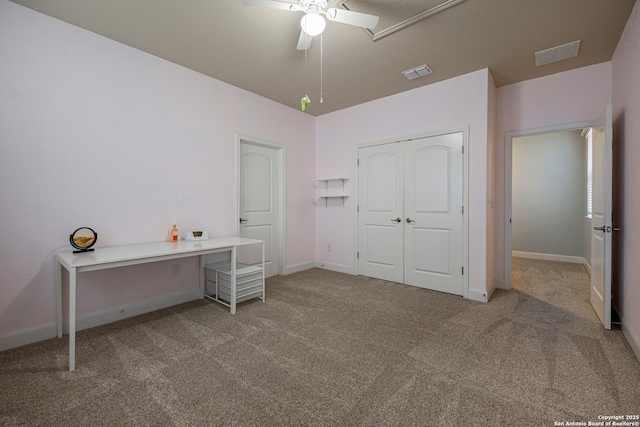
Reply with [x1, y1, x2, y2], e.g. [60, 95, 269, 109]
[585, 128, 593, 218]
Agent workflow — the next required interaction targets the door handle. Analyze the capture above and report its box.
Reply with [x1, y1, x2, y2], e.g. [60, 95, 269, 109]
[593, 226, 606, 231]
[406, 218, 416, 224]
[239, 218, 248, 223]
[391, 217, 401, 223]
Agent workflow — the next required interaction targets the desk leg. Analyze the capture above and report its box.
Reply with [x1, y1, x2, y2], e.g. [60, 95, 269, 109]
[56, 262, 63, 338]
[199, 255, 206, 299]
[230, 246, 236, 314]
[69, 267, 77, 372]
[262, 241, 266, 302]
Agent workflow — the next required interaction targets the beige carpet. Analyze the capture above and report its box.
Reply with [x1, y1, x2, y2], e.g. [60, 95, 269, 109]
[1, 261, 639, 426]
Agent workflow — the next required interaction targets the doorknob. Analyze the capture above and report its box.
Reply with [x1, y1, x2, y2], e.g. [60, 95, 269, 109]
[406, 218, 416, 224]
[593, 226, 606, 231]
[391, 217, 401, 223]
[239, 218, 248, 223]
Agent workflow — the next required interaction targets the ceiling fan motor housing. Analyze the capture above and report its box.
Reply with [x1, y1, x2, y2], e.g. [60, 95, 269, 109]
[300, 0, 328, 14]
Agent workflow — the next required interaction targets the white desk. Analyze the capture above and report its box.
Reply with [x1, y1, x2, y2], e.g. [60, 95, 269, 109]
[56, 237, 265, 372]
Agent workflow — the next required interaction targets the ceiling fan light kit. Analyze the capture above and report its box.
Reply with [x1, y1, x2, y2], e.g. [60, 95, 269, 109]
[241, 0, 379, 49]
[301, 13, 326, 36]
[241, 0, 379, 112]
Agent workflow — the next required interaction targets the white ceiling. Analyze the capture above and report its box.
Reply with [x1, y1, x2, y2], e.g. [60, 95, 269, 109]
[10, 0, 636, 116]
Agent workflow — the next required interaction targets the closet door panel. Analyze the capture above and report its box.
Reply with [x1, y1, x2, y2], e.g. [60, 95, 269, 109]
[357, 144, 404, 283]
[404, 133, 464, 295]
[357, 131, 465, 297]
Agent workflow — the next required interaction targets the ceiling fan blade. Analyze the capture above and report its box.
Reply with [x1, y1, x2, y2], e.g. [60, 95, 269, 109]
[296, 29, 312, 50]
[241, 0, 300, 12]
[326, 8, 379, 29]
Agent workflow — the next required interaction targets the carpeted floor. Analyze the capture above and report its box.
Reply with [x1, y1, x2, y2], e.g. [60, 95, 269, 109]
[1, 260, 639, 426]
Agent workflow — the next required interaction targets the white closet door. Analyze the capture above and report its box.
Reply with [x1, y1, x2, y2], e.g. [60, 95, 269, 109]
[403, 133, 464, 295]
[239, 142, 279, 277]
[357, 143, 404, 283]
[357, 132, 465, 296]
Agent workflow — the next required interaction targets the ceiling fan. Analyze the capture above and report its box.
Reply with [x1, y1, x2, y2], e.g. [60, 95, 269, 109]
[241, 0, 379, 50]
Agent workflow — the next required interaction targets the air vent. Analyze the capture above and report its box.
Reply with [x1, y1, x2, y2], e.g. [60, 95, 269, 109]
[402, 64, 433, 80]
[535, 40, 581, 67]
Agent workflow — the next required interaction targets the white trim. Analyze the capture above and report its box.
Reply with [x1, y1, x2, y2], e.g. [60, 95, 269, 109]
[0, 323, 59, 353]
[494, 279, 507, 290]
[316, 261, 356, 275]
[353, 144, 360, 277]
[467, 288, 489, 303]
[487, 279, 497, 300]
[284, 261, 316, 275]
[0, 289, 199, 352]
[512, 251, 585, 264]
[583, 258, 592, 275]
[236, 135, 287, 276]
[354, 126, 470, 298]
[619, 311, 640, 363]
[504, 120, 593, 290]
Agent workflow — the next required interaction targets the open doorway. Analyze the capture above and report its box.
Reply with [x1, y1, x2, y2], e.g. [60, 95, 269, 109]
[504, 121, 593, 290]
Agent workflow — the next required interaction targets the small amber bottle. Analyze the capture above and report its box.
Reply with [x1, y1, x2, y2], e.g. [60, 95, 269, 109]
[170, 223, 178, 242]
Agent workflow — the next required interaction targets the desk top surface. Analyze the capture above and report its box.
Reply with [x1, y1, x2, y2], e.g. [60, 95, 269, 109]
[56, 236, 262, 269]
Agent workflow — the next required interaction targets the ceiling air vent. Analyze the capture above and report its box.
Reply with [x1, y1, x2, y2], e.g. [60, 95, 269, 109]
[402, 64, 433, 80]
[535, 40, 581, 66]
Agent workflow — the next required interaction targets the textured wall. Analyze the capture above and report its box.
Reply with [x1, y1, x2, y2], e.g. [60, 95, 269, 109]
[315, 69, 492, 294]
[494, 63, 612, 281]
[0, 0, 315, 338]
[511, 130, 586, 257]
[611, 0, 640, 354]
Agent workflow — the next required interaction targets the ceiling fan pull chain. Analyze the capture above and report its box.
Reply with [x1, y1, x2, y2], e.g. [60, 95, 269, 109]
[320, 32, 324, 104]
[304, 32, 308, 85]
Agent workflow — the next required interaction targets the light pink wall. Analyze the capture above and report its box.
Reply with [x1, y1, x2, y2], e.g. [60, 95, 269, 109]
[494, 62, 612, 283]
[316, 69, 492, 293]
[0, 1, 315, 336]
[611, 0, 640, 352]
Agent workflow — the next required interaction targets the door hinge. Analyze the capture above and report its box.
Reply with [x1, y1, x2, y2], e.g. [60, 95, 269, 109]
[357, 159, 360, 166]
[462, 145, 465, 154]
[357, 252, 359, 259]
[357, 205, 359, 213]
[462, 206, 464, 214]
[462, 266, 464, 275]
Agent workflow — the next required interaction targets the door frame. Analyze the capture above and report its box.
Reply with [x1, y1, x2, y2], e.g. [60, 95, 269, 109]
[354, 126, 470, 299]
[503, 120, 592, 290]
[236, 134, 286, 276]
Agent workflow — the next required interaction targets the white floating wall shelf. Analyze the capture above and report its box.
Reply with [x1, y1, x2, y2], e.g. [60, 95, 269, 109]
[315, 178, 349, 207]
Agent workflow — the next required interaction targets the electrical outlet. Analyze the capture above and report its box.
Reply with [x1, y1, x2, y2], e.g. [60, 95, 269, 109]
[327, 244, 332, 251]
[171, 264, 180, 276]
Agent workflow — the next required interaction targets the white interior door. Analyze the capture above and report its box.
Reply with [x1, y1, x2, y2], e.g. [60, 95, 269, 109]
[357, 143, 404, 283]
[590, 105, 613, 329]
[239, 141, 279, 277]
[357, 132, 465, 296]
[404, 134, 464, 294]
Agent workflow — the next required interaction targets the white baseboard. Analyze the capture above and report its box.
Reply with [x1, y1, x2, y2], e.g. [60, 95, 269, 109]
[284, 261, 316, 275]
[0, 289, 200, 353]
[494, 279, 508, 290]
[583, 259, 592, 275]
[512, 251, 584, 264]
[0, 323, 60, 353]
[487, 279, 497, 301]
[467, 288, 489, 303]
[315, 261, 356, 275]
[621, 315, 640, 364]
